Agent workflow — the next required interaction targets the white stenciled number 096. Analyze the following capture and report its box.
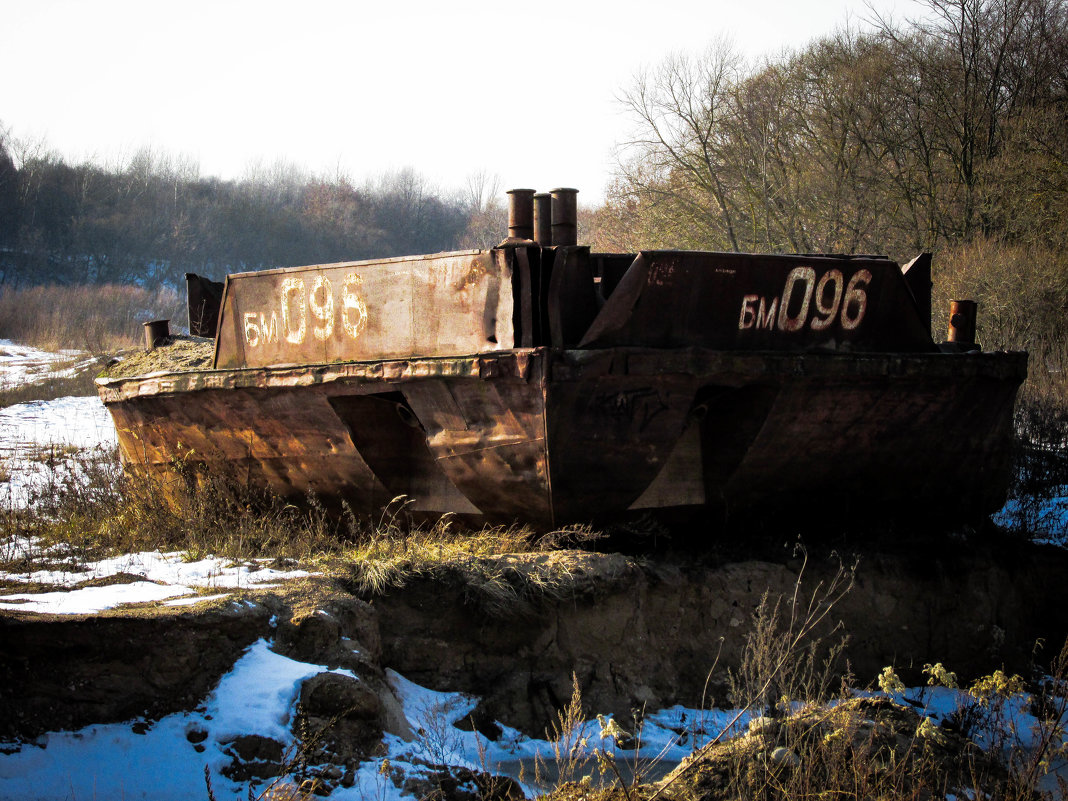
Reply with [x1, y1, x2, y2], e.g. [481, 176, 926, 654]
[242, 272, 369, 348]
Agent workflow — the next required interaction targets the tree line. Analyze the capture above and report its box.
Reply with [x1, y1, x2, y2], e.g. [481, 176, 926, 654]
[598, 0, 1068, 259]
[0, 136, 505, 288]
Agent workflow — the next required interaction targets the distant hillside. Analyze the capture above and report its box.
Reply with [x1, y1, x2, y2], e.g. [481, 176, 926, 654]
[0, 143, 496, 289]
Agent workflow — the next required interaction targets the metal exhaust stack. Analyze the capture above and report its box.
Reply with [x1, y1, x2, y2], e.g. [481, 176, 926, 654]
[533, 192, 552, 246]
[506, 189, 535, 240]
[947, 300, 977, 346]
[551, 188, 578, 246]
[143, 319, 170, 351]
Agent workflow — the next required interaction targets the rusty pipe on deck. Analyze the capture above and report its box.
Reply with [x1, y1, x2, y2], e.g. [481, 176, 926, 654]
[551, 188, 578, 246]
[947, 300, 977, 346]
[506, 189, 535, 240]
[143, 319, 170, 351]
[533, 192, 552, 246]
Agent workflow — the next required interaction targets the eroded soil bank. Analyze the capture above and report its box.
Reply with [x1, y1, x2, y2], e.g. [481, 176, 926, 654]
[369, 536, 1068, 735]
[3, 535, 1068, 746]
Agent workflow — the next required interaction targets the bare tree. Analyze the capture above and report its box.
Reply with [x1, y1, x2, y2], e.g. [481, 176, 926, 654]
[610, 0, 1066, 257]
[617, 39, 744, 251]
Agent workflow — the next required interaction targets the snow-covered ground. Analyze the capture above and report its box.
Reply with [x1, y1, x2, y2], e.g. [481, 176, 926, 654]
[0, 337, 118, 508]
[994, 490, 1068, 545]
[2, 340, 1067, 799]
[0, 340, 98, 390]
[0, 395, 117, 509]
[0, 634, 1063, 801]
[0, 536, 313, 614]
[0, 628, 815, 801]
[0, 640, 365, 800]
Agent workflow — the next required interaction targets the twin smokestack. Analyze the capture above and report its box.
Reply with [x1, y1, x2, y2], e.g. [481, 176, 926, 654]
[507, 188, 578, 246]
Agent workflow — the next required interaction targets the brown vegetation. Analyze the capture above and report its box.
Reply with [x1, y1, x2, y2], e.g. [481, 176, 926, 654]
[602, 0, 1068, 257]
[0, 135, 483, 288]
[0, 445, 594, 594]
[0, 283, 183, 353]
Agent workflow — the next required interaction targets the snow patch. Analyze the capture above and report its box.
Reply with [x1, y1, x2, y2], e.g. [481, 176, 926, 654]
[0, 640, 354, 801]
[0, 582, 194, 614]
[0, 395, 118, 508]
[0, 539, 314, 615]
[0, 339, 95, 389]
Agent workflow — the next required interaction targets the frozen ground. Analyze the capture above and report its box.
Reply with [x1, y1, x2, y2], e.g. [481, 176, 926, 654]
[0, 395, 117, 509]
[1, 340, 1067, 799]
[0, 337, 118, 509]
[0, 635, 738, 801]
[0, 340, 98, 390]
[0, 633, 1063, 801]
[994, 490, 1068, 544]
[0, 536, 313, 613]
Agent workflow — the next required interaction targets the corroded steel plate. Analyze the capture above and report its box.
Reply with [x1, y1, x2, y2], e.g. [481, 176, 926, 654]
[100, 348, 1027, 526]
[215, 250, 518, 369]
[580, 251, 935, 353]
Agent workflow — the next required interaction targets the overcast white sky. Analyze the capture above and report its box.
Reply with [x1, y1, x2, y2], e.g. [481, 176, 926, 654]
[2, 0, 920, 205]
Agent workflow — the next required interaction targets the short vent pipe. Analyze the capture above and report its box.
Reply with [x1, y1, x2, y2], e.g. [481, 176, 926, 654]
[533, 192, 552, 246]
[551, 188, 578, 247]
[947, 300, 978, 346]
[507, 187, 579, 246]
[506, 189, 535, 241]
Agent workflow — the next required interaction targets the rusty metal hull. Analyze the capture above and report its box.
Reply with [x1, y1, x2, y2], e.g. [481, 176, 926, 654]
[98, 347, 1026, 527]
[100, 243, 1028, 527]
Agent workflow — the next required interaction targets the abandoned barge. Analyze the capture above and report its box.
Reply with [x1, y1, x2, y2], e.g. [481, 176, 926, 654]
[97, 188, 1027, 527]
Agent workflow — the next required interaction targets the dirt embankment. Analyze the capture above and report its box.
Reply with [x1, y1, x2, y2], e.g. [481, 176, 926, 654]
[368, 538, 1068, 735]
[3, 537, 1068, 746]
[0, 598, 274, 738]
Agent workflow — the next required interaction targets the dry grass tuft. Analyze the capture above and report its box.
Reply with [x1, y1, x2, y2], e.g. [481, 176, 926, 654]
[0, 451, 603, 611]
[1, 450, 342, 566]
[342, 500, 603, 612]
[99, 335, 213, 378]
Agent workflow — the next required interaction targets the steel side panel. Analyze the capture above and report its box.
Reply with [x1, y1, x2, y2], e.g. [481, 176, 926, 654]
[403, 365, 551, 523]
[106, 386, 390, 514]
[720, 374, 1021, 515]
[543, 369, 696, 520]
[215, 251, 514, 369]
[101, 348, 1026, 523]
[579, 251, 935, 353]
[545, 349, 1025, 520]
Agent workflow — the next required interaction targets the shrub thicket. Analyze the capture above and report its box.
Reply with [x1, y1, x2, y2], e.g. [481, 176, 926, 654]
[0, 283, 184, 353]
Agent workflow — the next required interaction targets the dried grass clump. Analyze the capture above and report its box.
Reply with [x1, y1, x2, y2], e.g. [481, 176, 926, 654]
[648, 695, 1016, 801]
[1, 449, 344, 566]
[344, 500, 603, 612]
[0, 449, 602, 609]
